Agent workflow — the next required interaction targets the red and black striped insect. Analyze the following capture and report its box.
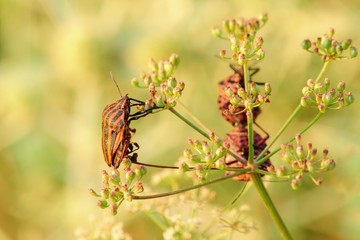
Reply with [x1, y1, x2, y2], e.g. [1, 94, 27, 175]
[224, 126, 273, 181]
[101, 95, 151, 169]
[217, 65, 261, 127]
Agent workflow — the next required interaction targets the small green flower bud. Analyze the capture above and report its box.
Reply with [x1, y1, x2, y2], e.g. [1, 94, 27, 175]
[167, 77, 177, 88]
[291, 177, 301, 190]
[230, 95, 241, 105]
[250, 82, 259, 96]
[215, 146, 227, 159]
[313, 47, 319, 54]
[131, 78, 140, 87]
[125, 170, 135, 184]
[97, 200, 109, 209]
[301, 39, 312, 50]
[315, 93, 323, 105]
[193, 140, 202, 151]
[336, 81, 345, 92]
[145, 75, 154, 86]
[321, 158, 336, 171]
[209, 132, 216, 142]
[135, 166, 147, 178]
[184, 148, 192, 159]
[327, 28, 335, 38]
[300, 96, 310, 107]
[323, 91, 334, 106]
[264, 82, 271, 95]
[101, 188, 110, 199]
[341, 39, 352, 50]
[344, 92, 354, 105]
[110, 170, 121, 184]
[323, 78, 330, 91]
[164, 61, 174, 76]
[258, 12, 268, 25]
[256, 49, 265, 60]
[321, 37, 331, 49]
[205, 152, 212, 164]
[349, 46, 358, 58]
[318, 103, 326, 113]
[291, 161, 301, 170]
[101, 170, 109, 181]
[89, 188, 101, 197]
[110, 203, 118, 215]
[179, 161, 190, 172]
[276, 165, 288, 177]
[190, 154, 201, 163]
[238, 53, 246, 66]
[307, 79, 315, 88]
[223, 19, 231, 33]
[169, 53, 180, 67]
[336, 44, 343, 55]
[306, 161, 315, 173]
[225, 87, 234, 97]
[215, 158, 226, 170]
[148, 58, 158, 71]
[314, 83, 323, 94]
[212, 27, 222, 38]
[178, 81, 185, 91]
[134, 181, 144, 194]
[102, 180, 109, 189]
[219, 49, 226, 58]
[123, 191, 132, 202]
[202, 141, 210, 154]
[237, 87, 246, 99]
[287, 143, 294, 153]
[254, 36, 264, 50]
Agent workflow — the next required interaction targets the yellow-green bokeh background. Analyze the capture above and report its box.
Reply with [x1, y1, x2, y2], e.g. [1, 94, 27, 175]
[1, 1, 360, 239]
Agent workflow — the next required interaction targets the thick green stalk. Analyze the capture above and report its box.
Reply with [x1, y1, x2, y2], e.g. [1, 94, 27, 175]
[251, 173, 292, 239]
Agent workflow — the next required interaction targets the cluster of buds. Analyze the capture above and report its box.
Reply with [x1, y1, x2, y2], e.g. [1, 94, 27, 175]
[180, 132, 229, 182]
[301, 78, 354, 112]
[131, 54, 184, 109]
[225, 81, 271, 114]
[278, 134, 336, 190]
[301, 28, 358, 62]
[89, 159, 147, 215]
[212, 13, 268, 65]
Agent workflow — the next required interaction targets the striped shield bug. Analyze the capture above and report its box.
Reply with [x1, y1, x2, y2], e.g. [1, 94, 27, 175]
[101, 75, 153, 169]
[217, 65, 261, 127]
[224, 126, 273, 181]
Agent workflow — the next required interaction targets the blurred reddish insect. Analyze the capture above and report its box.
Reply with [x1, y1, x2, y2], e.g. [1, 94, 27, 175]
[217, 65, 261, 127]
[224, 126, 273, 181]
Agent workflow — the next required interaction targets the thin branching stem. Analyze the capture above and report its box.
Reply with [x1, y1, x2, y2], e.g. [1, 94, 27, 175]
[132, 169, 249, 200]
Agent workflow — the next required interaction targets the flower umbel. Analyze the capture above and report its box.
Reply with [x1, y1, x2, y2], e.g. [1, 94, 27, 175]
[301, 78, 354, 112]
[278, 134, 336, 189]
[131, 54, 184, 109]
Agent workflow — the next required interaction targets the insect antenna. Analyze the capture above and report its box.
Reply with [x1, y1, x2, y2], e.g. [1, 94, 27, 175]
[110, 71, 123, 97]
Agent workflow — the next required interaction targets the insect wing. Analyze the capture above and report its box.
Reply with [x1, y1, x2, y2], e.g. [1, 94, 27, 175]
[101, 96, 130, 167]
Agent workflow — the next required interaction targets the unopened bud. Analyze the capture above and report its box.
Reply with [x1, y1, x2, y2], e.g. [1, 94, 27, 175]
[169, 53, 180, 67]
[344, 92, 354, 105]
[219, 49, 226, 58]
[89, 188, 100, 197]
[97, 200, 109, 209]
[135, 166, 147, 178]
[301, 39, 312, 50]
[341, 39, 352, 50]
[179, 161, 190, 172]
[349, 46, 358, 58]
[321, 158, 336, 171]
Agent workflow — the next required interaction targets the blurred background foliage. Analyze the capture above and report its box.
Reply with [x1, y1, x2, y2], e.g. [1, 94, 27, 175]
[1, 0, 360, 239]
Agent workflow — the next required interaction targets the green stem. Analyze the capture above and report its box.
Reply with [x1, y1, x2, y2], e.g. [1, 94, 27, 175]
[251, 173, 292, 239]
[315, 61, 330, 83]
[169, 108, 248, 165]
[132, 169, 249, 200]
[257, 112, 323, 165]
